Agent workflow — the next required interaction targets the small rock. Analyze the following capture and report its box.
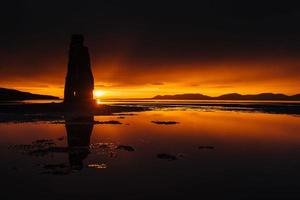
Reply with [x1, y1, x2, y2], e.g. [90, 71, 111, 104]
[198, 146, 214, 150]
[44, 163, 67, 169]
[57, 136, 64, 141]
[116, 145, 135, 152]
[33, 139, 53, 144]
[88, 163, 107, 169]
[94, 120, 122, 124]
[151, 121, 179, 125]
[157, 153, 177, 161]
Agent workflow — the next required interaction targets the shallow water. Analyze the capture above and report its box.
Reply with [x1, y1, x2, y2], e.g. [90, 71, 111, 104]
[1, 109, 300, 199]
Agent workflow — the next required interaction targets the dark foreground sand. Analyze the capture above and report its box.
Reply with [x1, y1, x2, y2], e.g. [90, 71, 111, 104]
[0, 103, 148, 123]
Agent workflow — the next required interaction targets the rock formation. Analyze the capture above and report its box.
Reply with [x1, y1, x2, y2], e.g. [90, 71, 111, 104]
[64, 34, 94, 104]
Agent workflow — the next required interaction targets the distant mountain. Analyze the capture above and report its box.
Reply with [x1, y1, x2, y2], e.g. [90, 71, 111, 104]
[152, 93, 300, 101]
[0, 88, 59, 101]
[292, 94, 300, 100]
[153, 93, 211, 100]
[217, 93, 294, 100]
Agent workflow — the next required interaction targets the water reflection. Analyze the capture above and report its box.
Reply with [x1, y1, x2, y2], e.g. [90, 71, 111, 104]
[65, 114, 94, 171]
[3, 109, 300, 199]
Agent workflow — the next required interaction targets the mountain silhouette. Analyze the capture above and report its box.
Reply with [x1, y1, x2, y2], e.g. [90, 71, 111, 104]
[153, 93, 300, 101]
[0, 88, 59, 101]
[153, 94, 211, 100]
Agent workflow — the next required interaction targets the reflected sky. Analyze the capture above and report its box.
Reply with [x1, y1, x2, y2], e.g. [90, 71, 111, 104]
[1, 110, 300, 199]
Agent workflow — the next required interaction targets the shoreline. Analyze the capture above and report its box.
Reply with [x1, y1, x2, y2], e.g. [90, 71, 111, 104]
[0, 101, 300, 123]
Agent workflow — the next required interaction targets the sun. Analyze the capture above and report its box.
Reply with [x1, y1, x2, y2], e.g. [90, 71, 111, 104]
[93, 90, 105, 98]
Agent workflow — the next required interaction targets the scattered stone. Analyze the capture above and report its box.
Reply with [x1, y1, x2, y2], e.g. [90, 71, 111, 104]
[94, 120, 122, 124]
[51, 121, 65, 124]
[11, 139, 56, 157]
[52, 120, 122, 125]
[116, 145, 135, 152]
[151, 121, 179, 125]
[98, 144, 109, 148]
[157, 153, 177, 161]
[198, 146, 214, 150]
[42, 170, 69, 175]
[32, 139, 55, 146]
[57, 136, 65, 141]
[29, 149, 51, 157]
[88, 163, 107, 169]
[177, 153, 187, 158]
[90, 142, 116, 149]
[42, 163, 72, 175]
[89, 143, 117, 157]
[117, 113, 136, 116]
[44, 163, 68, 170]
[41, 163, 70, 175]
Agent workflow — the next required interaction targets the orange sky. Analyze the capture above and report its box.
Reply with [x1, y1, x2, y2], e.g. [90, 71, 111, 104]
[1, 54, 300, 98]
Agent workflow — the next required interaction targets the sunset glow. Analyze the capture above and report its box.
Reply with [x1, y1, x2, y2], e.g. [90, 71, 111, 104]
[2, 1, 300, 199]
[1, 57, 300, 99]
[93, 90, 105, 98]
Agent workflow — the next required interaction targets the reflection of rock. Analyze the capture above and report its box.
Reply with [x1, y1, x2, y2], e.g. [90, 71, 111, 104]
[64, 34, 94, 104]
[65, 114, 94, 170]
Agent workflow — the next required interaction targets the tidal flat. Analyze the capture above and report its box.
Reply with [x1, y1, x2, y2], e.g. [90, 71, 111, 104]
[1, 101, 300, 199]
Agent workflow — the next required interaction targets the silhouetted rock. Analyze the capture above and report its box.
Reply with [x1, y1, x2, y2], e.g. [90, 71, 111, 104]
[64, 34, 94, 104]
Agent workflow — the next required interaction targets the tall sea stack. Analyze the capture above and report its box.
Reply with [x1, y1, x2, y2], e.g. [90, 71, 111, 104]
[64, 34, 94, 104]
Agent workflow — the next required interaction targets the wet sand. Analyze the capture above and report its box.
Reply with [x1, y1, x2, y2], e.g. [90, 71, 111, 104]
[0, 101, 299, 123]
[0, 103, 148, 123]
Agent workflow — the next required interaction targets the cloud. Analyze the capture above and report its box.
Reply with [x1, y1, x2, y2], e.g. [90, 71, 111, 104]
[151, 82, 164, 85]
